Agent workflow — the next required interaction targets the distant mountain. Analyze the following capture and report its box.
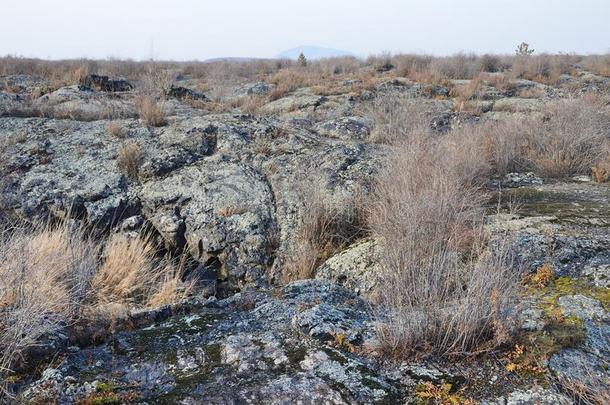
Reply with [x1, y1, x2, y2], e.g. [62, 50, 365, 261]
[277, 46, 356, 60]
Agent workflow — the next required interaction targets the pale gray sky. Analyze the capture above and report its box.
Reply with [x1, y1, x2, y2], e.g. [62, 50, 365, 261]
[3, 0, 609, 60]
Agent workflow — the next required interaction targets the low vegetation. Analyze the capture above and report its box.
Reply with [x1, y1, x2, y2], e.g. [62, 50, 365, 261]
[0, 48, 609, 400]
[281, 175, 365, 283]
[0, 222, 191, 395]
[116, 140, 143, 181]
[136, 95, 166, 127]
[369, 131, 517, 357]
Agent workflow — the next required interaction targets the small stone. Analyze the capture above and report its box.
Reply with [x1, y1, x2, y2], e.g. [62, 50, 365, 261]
[557, 294, 608, 321]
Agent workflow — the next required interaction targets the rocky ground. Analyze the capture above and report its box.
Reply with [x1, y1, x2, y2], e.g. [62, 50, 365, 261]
[1, 66, 609, 403]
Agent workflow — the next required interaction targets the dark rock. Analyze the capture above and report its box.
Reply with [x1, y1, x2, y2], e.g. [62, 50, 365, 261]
[80, 74, 133, 92]
[167, 85, 209, 101]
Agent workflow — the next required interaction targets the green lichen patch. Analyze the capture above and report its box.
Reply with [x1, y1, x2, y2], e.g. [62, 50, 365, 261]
[508, 277, 592, 380]
[76, 381, 140, 405]
[492, 187, 610, 227]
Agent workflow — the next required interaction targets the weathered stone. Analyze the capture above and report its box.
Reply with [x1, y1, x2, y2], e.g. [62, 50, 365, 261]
[316, 237, 381, 296]
[80, 74, 134, 92]
[167, 85, 209, 101]
[485, 386, 572, 405]
[558, 295, 608, 321]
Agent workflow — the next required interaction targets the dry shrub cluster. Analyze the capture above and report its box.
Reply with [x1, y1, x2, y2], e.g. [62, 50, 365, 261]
[511, 54, 577, 84]
[0, 222, 192, 395]
[136, 95, 166, 127]
[0, 224, 97, 387]
[583, 54, 610, 77]
[463, 98, 610, 178]
[364, 93, 609, 358]
[523, 99, 610, 177]
[116, 140, 143, 181]
[369, 131, 517, 357]
[106, 120, 126, 138]
[281, 176, 365, 283]
[362, 90, 431, 144]
[268, 69, 324, 101]
[366, 91, 610, 178]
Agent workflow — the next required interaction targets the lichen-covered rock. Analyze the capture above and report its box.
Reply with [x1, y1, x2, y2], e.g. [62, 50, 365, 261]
[140, 158, 277, 285]
[485, 386, 572, 405]
[557, 294, 608, 321]
[167, 85, 209, 101]
[261, 89, 327, 115]
[34, 85, 136, 119]
[315, 237, 381, 296]
[315, 116, 373, 141]
[494, 172, 543, 188]
[583, 264, 610, 288]
[19, 281, 400, 404]
[235, 81, 272, 96]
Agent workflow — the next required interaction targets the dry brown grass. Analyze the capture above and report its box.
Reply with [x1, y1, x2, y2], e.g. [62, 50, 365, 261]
[369, 132, 517, 358]
[92, 235, 157, 305]
[556, 363, 610, 405]
[0, 223, 97, 396]
[0, 222, 193, 396]
[232, 95, 268, 115]
[591, 160, 610, 183]
[93, 235, 192, 307]
[116, 141, 143, 181]
[136, 95, 166, 127]
[267, 69, 323, 101]
[106, 120, 126, 138]
[146, 259, 194, 308]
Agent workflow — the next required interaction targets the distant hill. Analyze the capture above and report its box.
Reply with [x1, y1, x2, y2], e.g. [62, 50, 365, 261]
[277, 46, 356, 60]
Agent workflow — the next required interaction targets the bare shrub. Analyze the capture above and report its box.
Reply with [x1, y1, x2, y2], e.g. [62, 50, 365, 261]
[583, 54, 610, 77]
[430, 53, 480, 79]
[140, 63, 176, 95]
[463, 118, 530, 176]
[116, 141, 143, 181]
[282, 176, 366, 283]
[370, 134, 517, 358]
[442, 124, 492, 186]
[136, 95, 166, 127]
[392, 54, 434, 77]
[362, 91, 431, 144]
[479, 54, 503, 73]
[525, 99, 610, 177]
[511, 54, 577, 84]
[106, 120, 126, 138]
